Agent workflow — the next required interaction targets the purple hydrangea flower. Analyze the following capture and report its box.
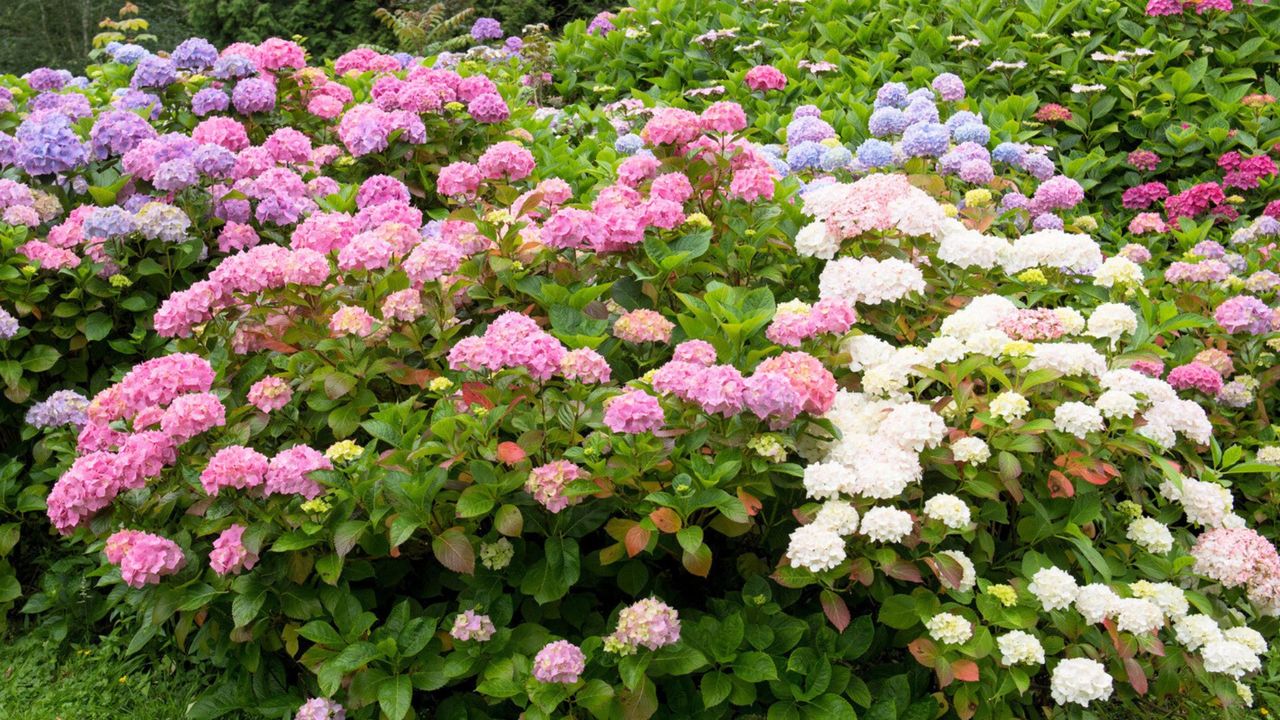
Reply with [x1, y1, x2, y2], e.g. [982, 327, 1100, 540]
[874, 82, 909, 109]
[471, 17, 503, 41]
[132, 55, 177, 89]
[26, 390, 89, 429]
[171, 37, 218, 71]
[867, 107, 908, 137]
[16, 112, 88, 175]
[191, 87, 230, 116]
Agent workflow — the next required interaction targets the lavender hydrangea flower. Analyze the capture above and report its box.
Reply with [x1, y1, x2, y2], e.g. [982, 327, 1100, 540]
[952, 123, 990, 145]
[171, 37, 218, 71]
[932, 72, 966, 101]
[24, 68, 71, 91]
[31, 93, 92, 120]
[786, 115, 836, 145]
[108, 43, 149, 65]
[83, 206, 138, 238]
[112, 89, 163, 118]
[212, 55, 256, 80]
[26, 390, 89, 429]
[903, 99, 940, 125]
[232, 78, 276, 114]
[471, 17, 503, 41]
[1020, 153, 1055, 180]
[132, 55, 177, 89]
[192, 143, 236, 177]
[90, 110, 157, 159]
[614, 133, 643, 154]
[16, 112, 88, 175]
[0, 306, 18, 339]
[786, 141, 825, 170]
[874, 82, 909, 109]
[191, 88, 230, 116]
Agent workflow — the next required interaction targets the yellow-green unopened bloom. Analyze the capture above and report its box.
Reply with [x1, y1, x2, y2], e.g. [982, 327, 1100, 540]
[964, 189, 991, 208]
[109, 274, 132, 288]
[301, 497, 332, 513]
[1017, 269, 1047, 286]
[1001, 340, 1035, 358]
[941, 203, 959, 218]
[685, 213, 712, 229]
[988, 584, 1018, 607]
[1074, 215, 1098, 232]
[428, 376, 454, 392]
[748, 434, 787, 463]
[325, 440, 363, 464]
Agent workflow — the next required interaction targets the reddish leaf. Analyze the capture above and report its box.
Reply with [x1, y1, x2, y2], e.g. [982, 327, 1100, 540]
[952, 660, 979, 682]
[496, 442, 526, 465]
[883, 558, 923, 583]
[820, 590, 850, 633]
[737, 488, 763, 517]
[1124, 657, 1148, 695]
[682, 544, 712, 577]
[461, 382, 494, 409]
[625, 525, 651, 558]
[926, 554, 966, 591]
[431, 527, 475, 575]
[649, 508, 682, 533]
[1047, 470, 1075, 498]
[849, 557, 875, 587]
[935, 658, 954, 688]
[908, 637, 938, 668]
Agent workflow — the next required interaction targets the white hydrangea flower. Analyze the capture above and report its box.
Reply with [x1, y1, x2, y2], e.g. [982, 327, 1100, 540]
[1114, 598, 1164, 634]
[813, 501, 860, 536]
[1095, 390, 1138, 419]
[844, 335, 897, 372]
[795, 220, 840, 259]
[926, 612, 973, 645]
[1202, 639, 1261, 678]
[1029, 567, 1079, 611]
[1003, 230, 1103, 274]
[878, 403, 947, 452]
[1257, 446, 1280, 465]
[997, 630, 1045, 665]
[965, 329, 1013, 357]
[951, 437, 990, 463]
[1053, 307, 1087, 335]
[1085, 303, 1138, 346]
[1054, 401, 1104, 438]
[1049, 658, 1113, 706]
[1126, 517, 1173, 554]
[1223, 627, 1267, 655]
[923, 494, 971, 530]
[1174, 614, 1222, 651]
[859, 506, 914, 543]
[1236, 681, 1254, 707]
[938, 549, 976, 592]
[1093, 256, 1143, 287]
[989, 391, 1030, 423]
[786, 524, 847, 572]
[1174, 477, 1234, 528]
[1075, 583, 1120, 624]
[1027, 342, 1107, 377]
[1130, 581, 1188, 619]
[924, 336, 969, 365]
[803, 461, 856, 500]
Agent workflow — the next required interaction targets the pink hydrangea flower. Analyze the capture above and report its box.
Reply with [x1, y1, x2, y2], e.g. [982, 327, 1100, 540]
[700, 101, 747, 133]
[106, 529, 186, 588]
[605, 597, 681, 654]
[756, 352, 837, 415]
[1214, 295, 1273, 335]
[159, 392, 226, 442]
[688, 365, 746, 417]
[560, 348, 611, 383]
[265, 445, 331, 498]
[532, 640, 586, 683]
[603, 390, 665, 434]
[1167, 362, 1225, 395]
[381, 288, 425, 322]
[209, 524, 258, 575]
[477, 141, 535, 181]
[200, 445, 269, 495]
[1129, 359, 1165, 377]
[438, 161, 483, 198]
[450, 610, 496, 642]
[295, 698, 345, 720]
[526, 460, 587, 513]
[247, 376, 293, 413]
[613, 309, 674, 344]
[672, 340, 717, 366]
[745, 65, 787, 91]
[329, 305, 376, 337]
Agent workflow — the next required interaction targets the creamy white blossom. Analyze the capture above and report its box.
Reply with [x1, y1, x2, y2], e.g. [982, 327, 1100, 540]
[787, 524, 847, 572]
[1126, 517, 1173, 554]
[1050, 658, 1113, 706]
[1029, 567, 1079, 611]
[814, 501, 860, 536]
[926, 612, 973, 645]
[998, 631, 1045, 665]
[859, 506, 914, 543]
[950, 437, 990, 463]
[923, 494, 971, 529]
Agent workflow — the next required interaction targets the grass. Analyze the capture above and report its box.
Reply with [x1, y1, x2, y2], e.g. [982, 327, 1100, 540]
[0, 628, 247, 720]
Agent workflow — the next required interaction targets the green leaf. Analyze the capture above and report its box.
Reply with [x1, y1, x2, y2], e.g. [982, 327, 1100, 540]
[733, 651, 778, 683]
[298, 621, 344, 646]
[701, 671, 732, 709]
[577, 679, 616, 719]
[20, 345, 60, 373]
[84, 312, 112, 341]
[378, 674, 413, 720]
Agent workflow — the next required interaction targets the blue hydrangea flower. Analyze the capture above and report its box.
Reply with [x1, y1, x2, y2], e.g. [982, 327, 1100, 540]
[944, 110, 983, 132]
[901, 122, 950, 158]
[820, 146, 853, 171]
[992, 142, 1025, 165]
[856, 139, 895, 168]
[759, 144, 785, 159]
[903, 99, 939, 126]
[193, 144, 236, 177]
[614, 133, 644, 154]
[766, 156, 791, 178]
[952, 123, 990, 145]
[867, 108, 908, 137]
[393, 52, 415, 68]
[907, 88, 936, 104]
[83, 206, 137, 239]
[786, 115, 836, 145]
[874, 82, 909, 109]
[171, 37, 218, 71]
[786, 141, 825, 170]
[109, 43, 149, 65]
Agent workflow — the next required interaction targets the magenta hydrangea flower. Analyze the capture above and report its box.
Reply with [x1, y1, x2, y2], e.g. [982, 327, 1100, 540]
[209, 524, 258, 575]
[1167, 362, 1225, 395]
[603, 390, 665, 434]
[532, 640, 586, 684]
